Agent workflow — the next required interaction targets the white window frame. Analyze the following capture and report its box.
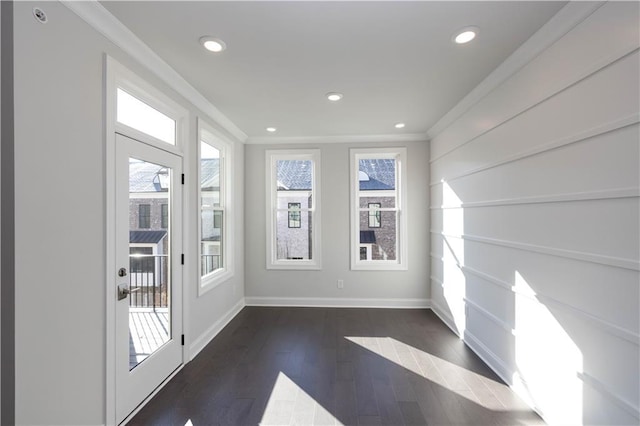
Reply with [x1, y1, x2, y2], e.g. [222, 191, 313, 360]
[266, 149, 322, 270]
[111, 60, 187, 156]
[350, 147, 408, 271]
[198, 119, 234, 295]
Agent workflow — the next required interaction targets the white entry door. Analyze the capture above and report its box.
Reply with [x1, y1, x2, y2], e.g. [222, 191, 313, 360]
[114, 133, 183, 424]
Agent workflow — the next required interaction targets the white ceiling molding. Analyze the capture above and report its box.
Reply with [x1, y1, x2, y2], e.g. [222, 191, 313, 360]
[246, 133, 428, 146]
[426, 1, 605, 141]
[61, 0, 248, 144]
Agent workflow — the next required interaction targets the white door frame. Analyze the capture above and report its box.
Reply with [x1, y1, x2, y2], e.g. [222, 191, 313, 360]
[105, 56, 190, 425]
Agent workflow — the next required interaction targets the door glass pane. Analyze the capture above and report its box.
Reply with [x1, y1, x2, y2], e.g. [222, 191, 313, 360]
[128, 158, 171, 370]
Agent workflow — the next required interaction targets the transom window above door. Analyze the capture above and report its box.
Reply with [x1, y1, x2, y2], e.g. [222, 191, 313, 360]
[116, 88, 177, 145]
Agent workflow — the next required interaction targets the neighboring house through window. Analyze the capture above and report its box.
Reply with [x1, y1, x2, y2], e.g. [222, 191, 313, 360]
[161, 204, 168, 229]
[198, 120, 234, 294]
[368, 203, 381, 228]
[350, 147, 407, 270]
[130, 246, 154, 273]
[288, 203, 301, 228]
[266, 149, 321, 269]
[138, 204, 150, 229]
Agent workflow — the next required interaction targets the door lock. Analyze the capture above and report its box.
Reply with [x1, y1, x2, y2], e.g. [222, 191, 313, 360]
[118, 267, 127, 277]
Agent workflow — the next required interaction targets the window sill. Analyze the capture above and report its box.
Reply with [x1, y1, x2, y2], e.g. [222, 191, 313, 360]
[350, 262, 407, 271]
[199, 268, 234, 297]
[267, 261, 322, 271]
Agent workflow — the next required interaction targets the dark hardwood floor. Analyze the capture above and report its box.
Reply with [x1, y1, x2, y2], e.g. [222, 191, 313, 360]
[129, 307, 544, 425]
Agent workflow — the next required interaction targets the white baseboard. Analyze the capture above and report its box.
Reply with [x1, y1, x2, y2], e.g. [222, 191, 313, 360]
[430, 302, 546, 421]
[462, 328, 513, 387]
[244, 296, 431, 309]
[430, 300, 514, 386]
[188, 298, 245, 361]
[429, 299, 461, 337]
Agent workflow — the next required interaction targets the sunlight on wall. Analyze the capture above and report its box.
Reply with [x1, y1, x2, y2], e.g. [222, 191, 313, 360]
[345, 336, 505, 410]
[513, 271, 583, 425]
[442, 181, 466, 335]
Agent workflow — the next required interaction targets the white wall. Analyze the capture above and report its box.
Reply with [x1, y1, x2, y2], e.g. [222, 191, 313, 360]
[430, 2, 639, 425]
[245, 141, 430, 307]
[13, 2, 244, 424]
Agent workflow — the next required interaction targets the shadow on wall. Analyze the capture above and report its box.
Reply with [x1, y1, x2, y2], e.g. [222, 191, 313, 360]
[435, 180, 638, 425]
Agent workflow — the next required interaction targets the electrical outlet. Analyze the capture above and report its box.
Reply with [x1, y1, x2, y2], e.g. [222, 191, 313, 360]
[337, 279, 344, 289]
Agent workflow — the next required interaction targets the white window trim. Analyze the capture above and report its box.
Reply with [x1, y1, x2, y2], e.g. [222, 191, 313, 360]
[266, 149, 322, 270]
[198, 119, 234, 295]
[350, 147, 408, 271]
[110, 58, 188, 156]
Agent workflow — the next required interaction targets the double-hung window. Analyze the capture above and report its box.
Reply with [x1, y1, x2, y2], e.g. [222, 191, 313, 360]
[368, 203, 381, 228]
[199, 121, 234, 293]
[138, 204, 150, 229]
[266, 149, 321, 269]
[288, 203, 302, 228]
[350, 148, 407, 270]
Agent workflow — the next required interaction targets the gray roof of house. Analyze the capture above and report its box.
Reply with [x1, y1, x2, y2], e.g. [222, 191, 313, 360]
[200, 159, 220, 190]
[360, 230, 376, 244]
[130, 230, 167, 244]
[276, 158, 395, 191]
[129, 159, 219, 192]
[277, 160, 312, 190]
[130, 157, 394, 192]
[358, 159, 395, 190]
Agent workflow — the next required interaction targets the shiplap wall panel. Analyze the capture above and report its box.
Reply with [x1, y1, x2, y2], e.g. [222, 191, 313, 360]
[464, 306, 515, 372]
[429, 2, 640, 424]
[461, 200, 638, 260]
[469, 238, 639, 335]
[430, 2, 640, 160]
[432, 124, 639, 207]
[431, 50, 639, 182]
[432, 234, 639, 336]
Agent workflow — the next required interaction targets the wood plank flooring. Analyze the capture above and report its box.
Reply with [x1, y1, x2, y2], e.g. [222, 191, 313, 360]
[129, 307, 544, 425]
[129, 308, 170, 369]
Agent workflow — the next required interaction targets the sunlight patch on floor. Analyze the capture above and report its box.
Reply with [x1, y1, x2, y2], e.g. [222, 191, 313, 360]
[260, 371, 343, 426]
[345, 336, 506, 411]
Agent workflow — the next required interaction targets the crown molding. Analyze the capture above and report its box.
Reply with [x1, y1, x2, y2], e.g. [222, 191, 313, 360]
[246, 133, 427, 145]
[61, 0, 248, 144]
[426, 1, 605, 141]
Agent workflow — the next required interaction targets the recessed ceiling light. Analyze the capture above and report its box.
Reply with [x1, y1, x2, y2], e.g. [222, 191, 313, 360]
[453, 27, 478, 44]
[199, 36, 226, 53]
[266, 127, 277, 133]
[394, 123, 406, 129]
[326, 92, 343, 102]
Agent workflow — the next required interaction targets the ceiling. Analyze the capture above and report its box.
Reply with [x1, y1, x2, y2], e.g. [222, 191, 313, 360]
[101, 1, 566, 143]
